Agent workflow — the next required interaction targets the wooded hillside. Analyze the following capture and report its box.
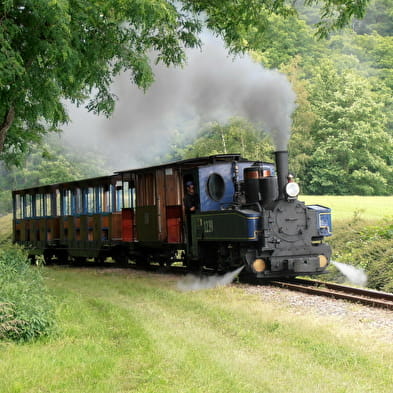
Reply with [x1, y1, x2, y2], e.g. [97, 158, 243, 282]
[1, 0, 392, 204]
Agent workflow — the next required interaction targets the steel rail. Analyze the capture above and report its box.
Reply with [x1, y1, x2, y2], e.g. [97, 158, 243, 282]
[270, 279, 393, 310]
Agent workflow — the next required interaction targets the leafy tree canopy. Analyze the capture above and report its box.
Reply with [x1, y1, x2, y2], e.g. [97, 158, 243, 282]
[302, 61, 393, 195]
[329, 32, 393, 93]
[165, 118, 274, 163]
[0, 0, 369, 164]
[249, 14, 326, 69]
[353, 0, 393, 36]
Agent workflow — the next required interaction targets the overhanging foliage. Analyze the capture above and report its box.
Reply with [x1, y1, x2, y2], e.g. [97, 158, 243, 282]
[0, 0, 369, 164]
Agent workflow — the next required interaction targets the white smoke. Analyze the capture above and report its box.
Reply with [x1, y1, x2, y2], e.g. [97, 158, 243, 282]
[62, 33, 296, 170]
[332, 261, 368, 287]
[177, 266, 244, 292]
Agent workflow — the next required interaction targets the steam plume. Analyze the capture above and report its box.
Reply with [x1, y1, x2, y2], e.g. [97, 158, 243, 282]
[177, 266, 244, 292]
[332, 261, 368, 287]
[63, 34, 296, 170]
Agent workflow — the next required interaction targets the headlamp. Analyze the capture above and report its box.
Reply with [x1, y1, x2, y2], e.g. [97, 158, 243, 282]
[285, 182, 300, 198]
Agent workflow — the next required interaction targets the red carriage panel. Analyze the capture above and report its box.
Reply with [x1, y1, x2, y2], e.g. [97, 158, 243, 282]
[121, 208, 135, 242]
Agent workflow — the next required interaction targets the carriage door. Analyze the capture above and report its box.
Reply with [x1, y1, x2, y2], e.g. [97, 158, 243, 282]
[163, 167, 183, 243]
[152, 167, 183, 243]
[136, 172, 159, 242]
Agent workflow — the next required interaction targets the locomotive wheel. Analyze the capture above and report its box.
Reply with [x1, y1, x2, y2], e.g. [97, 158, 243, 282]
[54, 251, 69, 265]
[72, 256, 87, 265]
[95, 256, 107, 266]
[185, 257, 202, 273]
[28, 254, 38, 265]
[43, 250, 55, 265]
[114, 254, 129, 267]
[134, 256, 150, 269]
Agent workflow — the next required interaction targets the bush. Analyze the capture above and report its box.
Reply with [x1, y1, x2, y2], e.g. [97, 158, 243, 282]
[0, 244, 56, 342]
[329, 218, 393, 292]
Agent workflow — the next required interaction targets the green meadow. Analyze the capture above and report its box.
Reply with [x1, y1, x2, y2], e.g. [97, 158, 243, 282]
[1, 267, 392, 393]
[301, 195, 393, 221]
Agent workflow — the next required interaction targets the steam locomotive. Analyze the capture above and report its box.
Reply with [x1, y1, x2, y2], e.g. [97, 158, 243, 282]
[12, 151, 332, 278]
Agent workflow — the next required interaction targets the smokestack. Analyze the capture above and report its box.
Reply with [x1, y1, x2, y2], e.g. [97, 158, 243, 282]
[274, 151, 289, 200]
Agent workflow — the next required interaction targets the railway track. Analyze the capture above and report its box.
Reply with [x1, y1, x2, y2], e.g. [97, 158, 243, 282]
[270, 278, 393, 311]
[46, 260, 393, 310]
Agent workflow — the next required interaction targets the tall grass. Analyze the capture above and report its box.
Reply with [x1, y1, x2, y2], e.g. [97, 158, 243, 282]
[0, 244, 56, 341]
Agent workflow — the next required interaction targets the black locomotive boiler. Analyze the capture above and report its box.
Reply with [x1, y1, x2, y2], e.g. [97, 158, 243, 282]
[12, 151, 332, 278]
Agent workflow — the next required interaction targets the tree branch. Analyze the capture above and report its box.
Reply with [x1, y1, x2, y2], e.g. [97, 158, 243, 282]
[0, 107, 15, 153]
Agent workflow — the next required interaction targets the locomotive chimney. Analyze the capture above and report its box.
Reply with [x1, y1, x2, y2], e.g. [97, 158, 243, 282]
[274, 150, 289, 200]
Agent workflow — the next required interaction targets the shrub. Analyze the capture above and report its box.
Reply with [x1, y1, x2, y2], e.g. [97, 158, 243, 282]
[329, 218, 393, 292]
[0, 244, 56, 342]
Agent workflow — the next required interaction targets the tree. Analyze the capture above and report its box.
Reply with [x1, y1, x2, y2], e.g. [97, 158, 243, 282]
[352, 0, 393, 36]
[281, 56, 319, 178]
[302, 61, 393, 195]
[329, 32, 393, 93]
[0, 0, 201, 164]
[249, 14, 326, 69]
[0, 0, 369, 165]
[0, 137, 108, 215]
[167, 118, 274, 162]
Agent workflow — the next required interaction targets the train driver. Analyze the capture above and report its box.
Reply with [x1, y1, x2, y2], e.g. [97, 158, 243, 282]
[183, 181, 199, 247]
[184, 181, 199, 214]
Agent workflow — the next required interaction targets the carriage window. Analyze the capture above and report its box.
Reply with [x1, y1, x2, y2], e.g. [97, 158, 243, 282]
[56, 190, 61, 216]
[116, 184, 122, 211]
[35, 194, 44, 217]
[122, 181, 135, 209]
[25, 194, 32, 218]
[96, 187, 103, 213]
[75, 188, 83, 215]
[14, 194, 22, 219]
[123, 181, 130, 208]
[103, 185, 112, 212]
[207, 173, 225, 201]
[87, 187, 95, 214]
[63, 190, 72, 215]
[44, 193, 52, 216]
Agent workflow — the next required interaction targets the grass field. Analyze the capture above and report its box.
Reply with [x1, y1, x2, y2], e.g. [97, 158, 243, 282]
[0, 267, 392, 393]
[301, 195, 393, 221]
